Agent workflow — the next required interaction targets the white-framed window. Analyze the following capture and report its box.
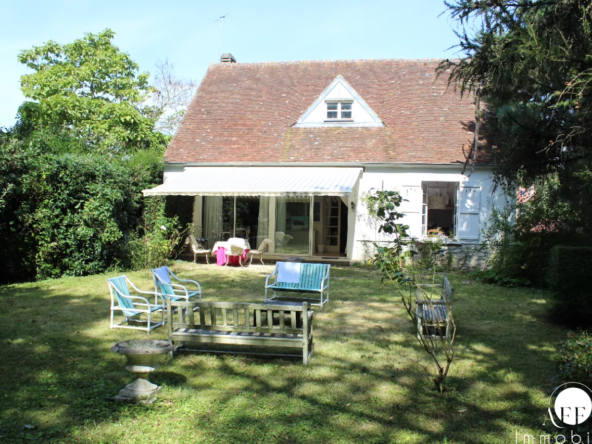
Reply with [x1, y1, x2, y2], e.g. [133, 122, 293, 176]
[326, 101, 353, 120]
[421, 181, 460, 239]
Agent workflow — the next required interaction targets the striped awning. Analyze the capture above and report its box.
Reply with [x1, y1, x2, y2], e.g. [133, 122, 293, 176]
[143, 167, 362, 197]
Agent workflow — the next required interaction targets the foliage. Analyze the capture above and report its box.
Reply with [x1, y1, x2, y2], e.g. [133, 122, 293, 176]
[0, 129, 166, 283]
[368, 189, 455, 393]
[365, 189, 411, 284]
[440, 0, 592, 233]
[548, 245, 592, 327]
[410, 235, 449, 273]
[127, 197, 189, 271]
[557, 330, 592, 386]
[477, 180, 588, 287]
[17, 29, 167, 153]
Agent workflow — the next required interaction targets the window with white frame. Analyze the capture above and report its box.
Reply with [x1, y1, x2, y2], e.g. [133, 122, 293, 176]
[326, 101, 353, 120]
[421, 181, 459, 238]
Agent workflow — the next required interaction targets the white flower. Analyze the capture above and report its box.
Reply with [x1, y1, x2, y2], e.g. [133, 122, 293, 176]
[160, 225, 167, 231]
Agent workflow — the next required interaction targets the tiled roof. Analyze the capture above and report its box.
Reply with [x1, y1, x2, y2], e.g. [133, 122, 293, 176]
[165, 59, 492, 165]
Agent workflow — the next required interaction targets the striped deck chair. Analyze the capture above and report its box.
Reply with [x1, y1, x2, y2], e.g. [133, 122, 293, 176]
[151, 266, 202, 302]
[107, 276, 165, 334]
[264, 262, 330, 308]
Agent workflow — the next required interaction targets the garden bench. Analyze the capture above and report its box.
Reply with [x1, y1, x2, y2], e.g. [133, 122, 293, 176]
[265, 262, 330, 308]
[415, 275, 454, 340]
[167, 299, 314, 364]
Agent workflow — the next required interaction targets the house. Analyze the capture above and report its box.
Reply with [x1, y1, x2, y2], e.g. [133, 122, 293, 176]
[143, 55, 508, 268]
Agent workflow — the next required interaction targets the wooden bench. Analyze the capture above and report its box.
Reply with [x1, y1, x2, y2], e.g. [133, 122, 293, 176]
[265, 262, 330, 308]
[415, 275, 454, 340]
[166, 299, 314, 364]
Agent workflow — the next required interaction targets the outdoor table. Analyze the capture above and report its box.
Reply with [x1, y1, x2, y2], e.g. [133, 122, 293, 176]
[211, 240, 250, 266]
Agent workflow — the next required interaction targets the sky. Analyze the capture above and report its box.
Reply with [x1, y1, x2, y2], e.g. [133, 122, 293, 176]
[0, 0, 463, 128]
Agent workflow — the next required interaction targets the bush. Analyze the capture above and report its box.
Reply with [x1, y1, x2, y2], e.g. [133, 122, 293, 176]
[556, 330, 592, 386]
[548, 245, 592, 326]
[0, 132, 167, 283]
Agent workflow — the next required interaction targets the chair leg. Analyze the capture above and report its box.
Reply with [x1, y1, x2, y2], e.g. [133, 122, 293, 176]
[205, 253, 210, 265]
[193, 252, 196, 263]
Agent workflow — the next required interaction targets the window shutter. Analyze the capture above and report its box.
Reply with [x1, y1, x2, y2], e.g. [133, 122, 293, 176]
[399, 185, 422, 239]
[458, 186, 481, 241]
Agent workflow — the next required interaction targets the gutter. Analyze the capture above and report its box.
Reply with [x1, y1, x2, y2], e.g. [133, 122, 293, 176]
[164, 162, 495, 169]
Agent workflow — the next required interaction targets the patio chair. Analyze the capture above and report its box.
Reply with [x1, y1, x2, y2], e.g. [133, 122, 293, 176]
[187, 234, 212, 264]
[247, 238, 272, 265]
[275, 232, 294, 248]
[151, 266, 202, 302]
[107, 275, 165, 334]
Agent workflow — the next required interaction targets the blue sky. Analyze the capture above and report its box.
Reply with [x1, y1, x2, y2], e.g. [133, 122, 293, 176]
[0, 0, 462, 128]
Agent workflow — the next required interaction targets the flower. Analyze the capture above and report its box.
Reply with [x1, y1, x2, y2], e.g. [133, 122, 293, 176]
[160, 225, 167, 231]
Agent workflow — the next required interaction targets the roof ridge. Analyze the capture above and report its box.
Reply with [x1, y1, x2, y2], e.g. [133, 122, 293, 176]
[210, 57, 449, 68]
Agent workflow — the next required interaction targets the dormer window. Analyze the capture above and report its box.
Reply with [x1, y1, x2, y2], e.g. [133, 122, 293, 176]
[326, 101, 353, 121]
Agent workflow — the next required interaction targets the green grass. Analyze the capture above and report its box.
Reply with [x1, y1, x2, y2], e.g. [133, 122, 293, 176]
[0, 262, 566, 443]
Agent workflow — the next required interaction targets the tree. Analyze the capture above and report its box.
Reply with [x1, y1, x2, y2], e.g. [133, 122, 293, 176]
[149, 59, 197, 135]
[18, 29, 166, 152]
[440, 0, 592, 230]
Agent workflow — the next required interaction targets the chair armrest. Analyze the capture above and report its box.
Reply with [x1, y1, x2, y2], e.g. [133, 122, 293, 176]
[172, 279, 201, 294]
[264, 267, 279, 287]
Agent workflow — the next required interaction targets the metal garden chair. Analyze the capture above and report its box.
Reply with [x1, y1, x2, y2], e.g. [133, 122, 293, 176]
[151, 266, 202, 302]
[107, 275, 165, 334]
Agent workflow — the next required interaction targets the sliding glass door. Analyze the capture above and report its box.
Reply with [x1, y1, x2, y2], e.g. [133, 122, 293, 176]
[275, 197, 311, 255]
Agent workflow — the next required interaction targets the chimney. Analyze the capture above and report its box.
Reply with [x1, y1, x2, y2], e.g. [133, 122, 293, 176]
[220, 53, 236, 63]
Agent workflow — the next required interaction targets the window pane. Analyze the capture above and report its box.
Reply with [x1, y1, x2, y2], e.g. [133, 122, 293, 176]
[341, 111, 352, 119]
[327, 111, 338, 119]
[276, 197, 310, 255]
[327, 103, 338, 110]
[341, 103, 352, 110]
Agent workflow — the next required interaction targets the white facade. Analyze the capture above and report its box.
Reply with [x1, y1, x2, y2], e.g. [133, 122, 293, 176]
[160, 164, 510, 263]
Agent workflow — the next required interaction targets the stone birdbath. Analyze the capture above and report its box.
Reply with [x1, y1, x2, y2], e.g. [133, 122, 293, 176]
[111, 339, 173, 403]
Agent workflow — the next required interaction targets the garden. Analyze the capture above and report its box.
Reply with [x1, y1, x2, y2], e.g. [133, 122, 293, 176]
[0, 262, 568, 443]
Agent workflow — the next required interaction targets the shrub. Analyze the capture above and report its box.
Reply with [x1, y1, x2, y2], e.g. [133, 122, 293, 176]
[548, 245, 592, 326]
[556, 331, 592, 386]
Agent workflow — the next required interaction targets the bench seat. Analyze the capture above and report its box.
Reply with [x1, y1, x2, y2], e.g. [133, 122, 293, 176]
[415, 275, 454, 339]
[167, 300, 314, 364]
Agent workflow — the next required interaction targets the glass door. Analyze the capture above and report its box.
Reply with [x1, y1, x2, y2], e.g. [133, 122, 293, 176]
[275, 197, 311, 255]
[324, 197, 340, 253]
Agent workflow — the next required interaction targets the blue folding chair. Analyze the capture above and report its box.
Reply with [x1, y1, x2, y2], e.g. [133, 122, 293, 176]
[107, 275, 165, 334]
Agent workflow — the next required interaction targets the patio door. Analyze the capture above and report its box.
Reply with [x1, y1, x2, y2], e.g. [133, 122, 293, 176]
[275, 197, 311, 255]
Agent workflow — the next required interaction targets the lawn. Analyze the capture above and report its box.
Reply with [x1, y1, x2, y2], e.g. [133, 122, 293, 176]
[0, 262, 566, 443]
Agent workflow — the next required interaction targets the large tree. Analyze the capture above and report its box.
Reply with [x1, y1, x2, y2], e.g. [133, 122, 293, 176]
[440, 0, 592, 228]
[18, 29, 166, 152]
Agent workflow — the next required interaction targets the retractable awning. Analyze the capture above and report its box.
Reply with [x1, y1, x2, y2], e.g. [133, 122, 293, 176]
[142, 167, 362, 197]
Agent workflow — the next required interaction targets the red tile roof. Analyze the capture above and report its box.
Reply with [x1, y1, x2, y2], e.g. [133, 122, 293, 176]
[165, 59, 491, 165]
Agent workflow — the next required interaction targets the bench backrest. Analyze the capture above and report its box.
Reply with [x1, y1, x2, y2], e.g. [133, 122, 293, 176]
[415, 274, 454, 307]
[167, 300, 309, 336]
[442, 275, 453, 305]
[274, 262, 330, 290]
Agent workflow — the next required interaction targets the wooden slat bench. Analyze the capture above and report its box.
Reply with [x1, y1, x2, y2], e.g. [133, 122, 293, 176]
[166, 299, 314, 364]
[264, 262, 330, 308]
[415, 275, 454, 339]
